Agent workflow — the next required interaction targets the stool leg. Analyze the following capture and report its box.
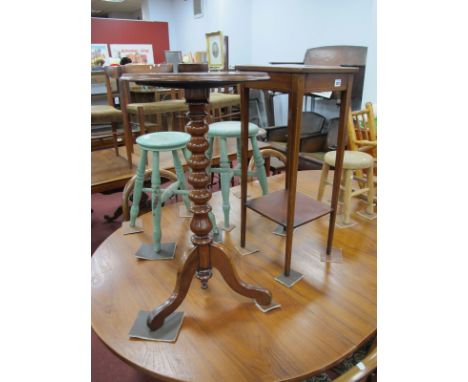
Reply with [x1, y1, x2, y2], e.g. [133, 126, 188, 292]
[152, 151, 162, 253]
[130, 149, 148, 226]
[250, 136, 268, 195]
[366, 164, 375, 215]
[172, 149, 191, 212]
[317, 163, 329, 201]
[220, 137, 233, 229]
[342, 169, 353, 225]
[206, 137, 214, 175]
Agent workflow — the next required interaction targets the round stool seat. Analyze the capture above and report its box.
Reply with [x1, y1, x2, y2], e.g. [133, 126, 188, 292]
[208, 121, 259, 138]
[324, 150, 373, 170]
[136, 131, 190, 151]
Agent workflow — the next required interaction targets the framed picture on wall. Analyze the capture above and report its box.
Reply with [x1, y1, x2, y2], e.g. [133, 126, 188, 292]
[110, 44, 154, 64]
[205, 31, 224, 69]
[91, 44, 109, 68]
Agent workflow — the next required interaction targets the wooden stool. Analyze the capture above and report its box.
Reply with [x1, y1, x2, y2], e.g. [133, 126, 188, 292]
[317, 150, 376, 226]
[125, 132, 193, 257]
[206, 121, 268, 231]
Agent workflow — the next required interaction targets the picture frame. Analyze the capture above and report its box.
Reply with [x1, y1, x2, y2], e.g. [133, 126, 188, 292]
[109, 44, 154, 64]
[91, 44, 109, 69]
[205, 31, 224, 70]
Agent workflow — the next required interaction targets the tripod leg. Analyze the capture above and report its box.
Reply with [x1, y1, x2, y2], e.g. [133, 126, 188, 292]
[210, 243, 272, 306]
[147, 247, 198, 330]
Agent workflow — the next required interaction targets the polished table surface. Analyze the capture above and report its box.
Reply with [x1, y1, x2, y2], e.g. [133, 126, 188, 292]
[91, 170, 376, 382]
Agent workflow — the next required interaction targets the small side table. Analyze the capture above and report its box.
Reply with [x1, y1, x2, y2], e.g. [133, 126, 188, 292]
[236, 64, 358, 284]
[121, 70, 273, 330]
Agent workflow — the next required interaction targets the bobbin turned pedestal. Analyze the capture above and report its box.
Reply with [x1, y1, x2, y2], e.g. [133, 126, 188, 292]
[121, 68, 273, 331]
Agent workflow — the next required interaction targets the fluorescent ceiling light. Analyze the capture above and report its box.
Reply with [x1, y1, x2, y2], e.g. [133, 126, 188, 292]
[102, 0, 126, 3]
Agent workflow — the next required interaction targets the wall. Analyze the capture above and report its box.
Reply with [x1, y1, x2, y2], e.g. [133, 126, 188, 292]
[140, 0, 377, 120]
[91, 18, 170, 63]
[251, 0, 377, 105]
[142, 0, 253, 66]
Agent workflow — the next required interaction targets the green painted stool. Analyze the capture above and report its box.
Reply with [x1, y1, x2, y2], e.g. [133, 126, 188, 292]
[123, 131, 220, 260]
[206, 121, 268, 231]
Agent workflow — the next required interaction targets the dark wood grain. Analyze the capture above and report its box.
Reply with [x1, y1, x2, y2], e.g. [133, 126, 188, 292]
[122, 71, 270, 89]
[91, 170, 377, 382]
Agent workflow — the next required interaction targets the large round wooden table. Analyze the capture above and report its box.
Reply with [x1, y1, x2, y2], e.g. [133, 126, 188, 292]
[91, 170, 376, 382]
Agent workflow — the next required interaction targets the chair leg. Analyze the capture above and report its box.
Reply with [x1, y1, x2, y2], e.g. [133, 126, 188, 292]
[220, 137, 233, 229]
[172, 149, 191, 212]
[317, 163, 329, 201]
[137, 107, 146, 136]
[250, 136, 268, 195]
[129, 149, 148, 226]
[342, 169, 353, 225]
[151, 151, 162, 253]
[366, 165, 375, 215]
[110, 121, 119, 155]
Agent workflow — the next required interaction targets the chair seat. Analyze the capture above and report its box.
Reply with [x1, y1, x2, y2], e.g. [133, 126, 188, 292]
[209, 93, 241, 108]
[136, 131, 190, 151]
[208, 121, 259, 138]
[91, 105, 122, 123]
[127, 99, 188, 114]
[324, 150, 373, 170]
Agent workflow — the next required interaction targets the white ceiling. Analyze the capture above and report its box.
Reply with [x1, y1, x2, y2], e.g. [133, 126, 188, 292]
[91, 0, 142, 14]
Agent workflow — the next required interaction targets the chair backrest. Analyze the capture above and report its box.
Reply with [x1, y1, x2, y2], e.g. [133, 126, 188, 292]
[304, 46, 367, 110]
[107, 63, 174, 106]
[347, 102, 377, 157]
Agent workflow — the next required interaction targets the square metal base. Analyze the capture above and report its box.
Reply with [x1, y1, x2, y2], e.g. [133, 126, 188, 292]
[220, 222, 236, 232]
[212, 229, 223, 243]
[320, 247, 343, 263]
[178, 205, 193, 218]
[272, 224, 296, 237]
[335, 215, 358, 229]
[255, 300, 281, 313]
[356, 210, 377, 221]
[235, 245, 259, 256]
[135, 243, 176, 260]
[274, 269, 304, 288]
[122, 219, 144, 235]
[128, 311, 184, 342]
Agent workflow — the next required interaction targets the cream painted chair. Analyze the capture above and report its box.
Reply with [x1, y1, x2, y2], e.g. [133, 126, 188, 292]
[317, 150, 376, 226]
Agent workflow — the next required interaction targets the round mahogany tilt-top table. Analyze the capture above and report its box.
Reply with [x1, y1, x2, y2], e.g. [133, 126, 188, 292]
[117, 70, 273, 331]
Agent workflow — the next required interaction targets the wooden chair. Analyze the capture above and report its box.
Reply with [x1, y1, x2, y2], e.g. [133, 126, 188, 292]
[348, 102, 377, 157]
[106, 63, 189, 168]
[91, 69, 123, 154]
[247, 148, 287, 178]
